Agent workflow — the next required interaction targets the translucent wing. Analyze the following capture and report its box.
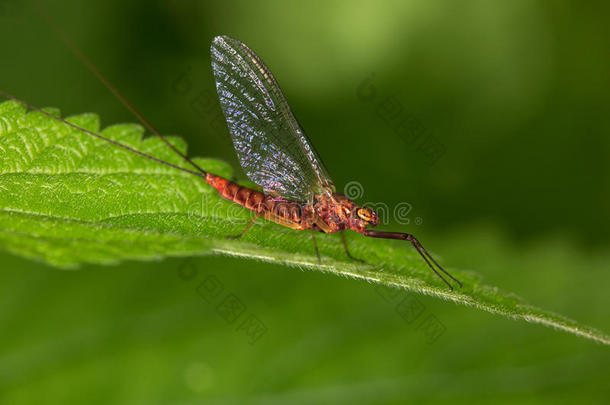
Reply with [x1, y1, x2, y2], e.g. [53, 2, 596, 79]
[210, 35, 335, 202]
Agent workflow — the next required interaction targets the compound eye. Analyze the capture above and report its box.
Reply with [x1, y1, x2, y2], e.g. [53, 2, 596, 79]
[357, 208, 372, 221]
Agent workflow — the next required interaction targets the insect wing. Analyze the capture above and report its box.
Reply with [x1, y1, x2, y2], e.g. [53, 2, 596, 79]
[210, 35, 334, 202]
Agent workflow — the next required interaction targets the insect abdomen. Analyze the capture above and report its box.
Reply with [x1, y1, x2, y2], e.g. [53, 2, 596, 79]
[205, 173, 311, 230]
[206, 173, 265, 211]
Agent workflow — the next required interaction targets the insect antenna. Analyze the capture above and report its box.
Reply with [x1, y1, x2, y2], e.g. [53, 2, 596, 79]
[0, 91, 206, 180]
[30, 2, 207, 176]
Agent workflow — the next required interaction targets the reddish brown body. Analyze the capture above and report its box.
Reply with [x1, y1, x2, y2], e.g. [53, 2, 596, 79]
[206, 173, 378, 234]
[1, 33, 461, 297]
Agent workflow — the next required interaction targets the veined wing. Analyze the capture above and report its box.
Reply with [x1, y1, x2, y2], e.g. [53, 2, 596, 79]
[210, 35, 334, 202]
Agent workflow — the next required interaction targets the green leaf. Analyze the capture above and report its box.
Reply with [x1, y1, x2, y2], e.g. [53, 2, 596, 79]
[0, 100, 608, 345]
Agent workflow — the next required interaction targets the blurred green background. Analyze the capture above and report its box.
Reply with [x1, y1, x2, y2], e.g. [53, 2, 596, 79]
[1, 0, 609, 403]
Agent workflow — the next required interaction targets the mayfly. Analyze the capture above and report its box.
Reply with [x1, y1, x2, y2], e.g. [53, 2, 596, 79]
[1, 35, 462, 290]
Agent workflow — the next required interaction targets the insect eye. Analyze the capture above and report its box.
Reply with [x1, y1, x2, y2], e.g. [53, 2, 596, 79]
[357, 208, 371, 221]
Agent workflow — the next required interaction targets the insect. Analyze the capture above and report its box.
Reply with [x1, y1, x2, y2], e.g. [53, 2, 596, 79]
[1, 35, 461, 290]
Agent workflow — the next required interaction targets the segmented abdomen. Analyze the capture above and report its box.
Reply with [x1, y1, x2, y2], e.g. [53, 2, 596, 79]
[205, 174, 311, 229]
[206, 173, 265, 210]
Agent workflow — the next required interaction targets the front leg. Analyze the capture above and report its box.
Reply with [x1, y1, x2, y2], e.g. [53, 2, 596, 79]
[364, 230, 461, 290]
[310, 229, 321, 264]
[226, 212, 261, 239]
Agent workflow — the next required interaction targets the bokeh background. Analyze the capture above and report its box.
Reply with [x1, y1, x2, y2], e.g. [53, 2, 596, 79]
[1, 0, 609, 403]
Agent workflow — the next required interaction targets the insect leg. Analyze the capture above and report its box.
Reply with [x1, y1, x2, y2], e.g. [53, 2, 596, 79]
[310, 229, 321, 264]
[226, 212, 261, 240]
[341, 232, 365, 263]
[363, 230, 462, 290]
